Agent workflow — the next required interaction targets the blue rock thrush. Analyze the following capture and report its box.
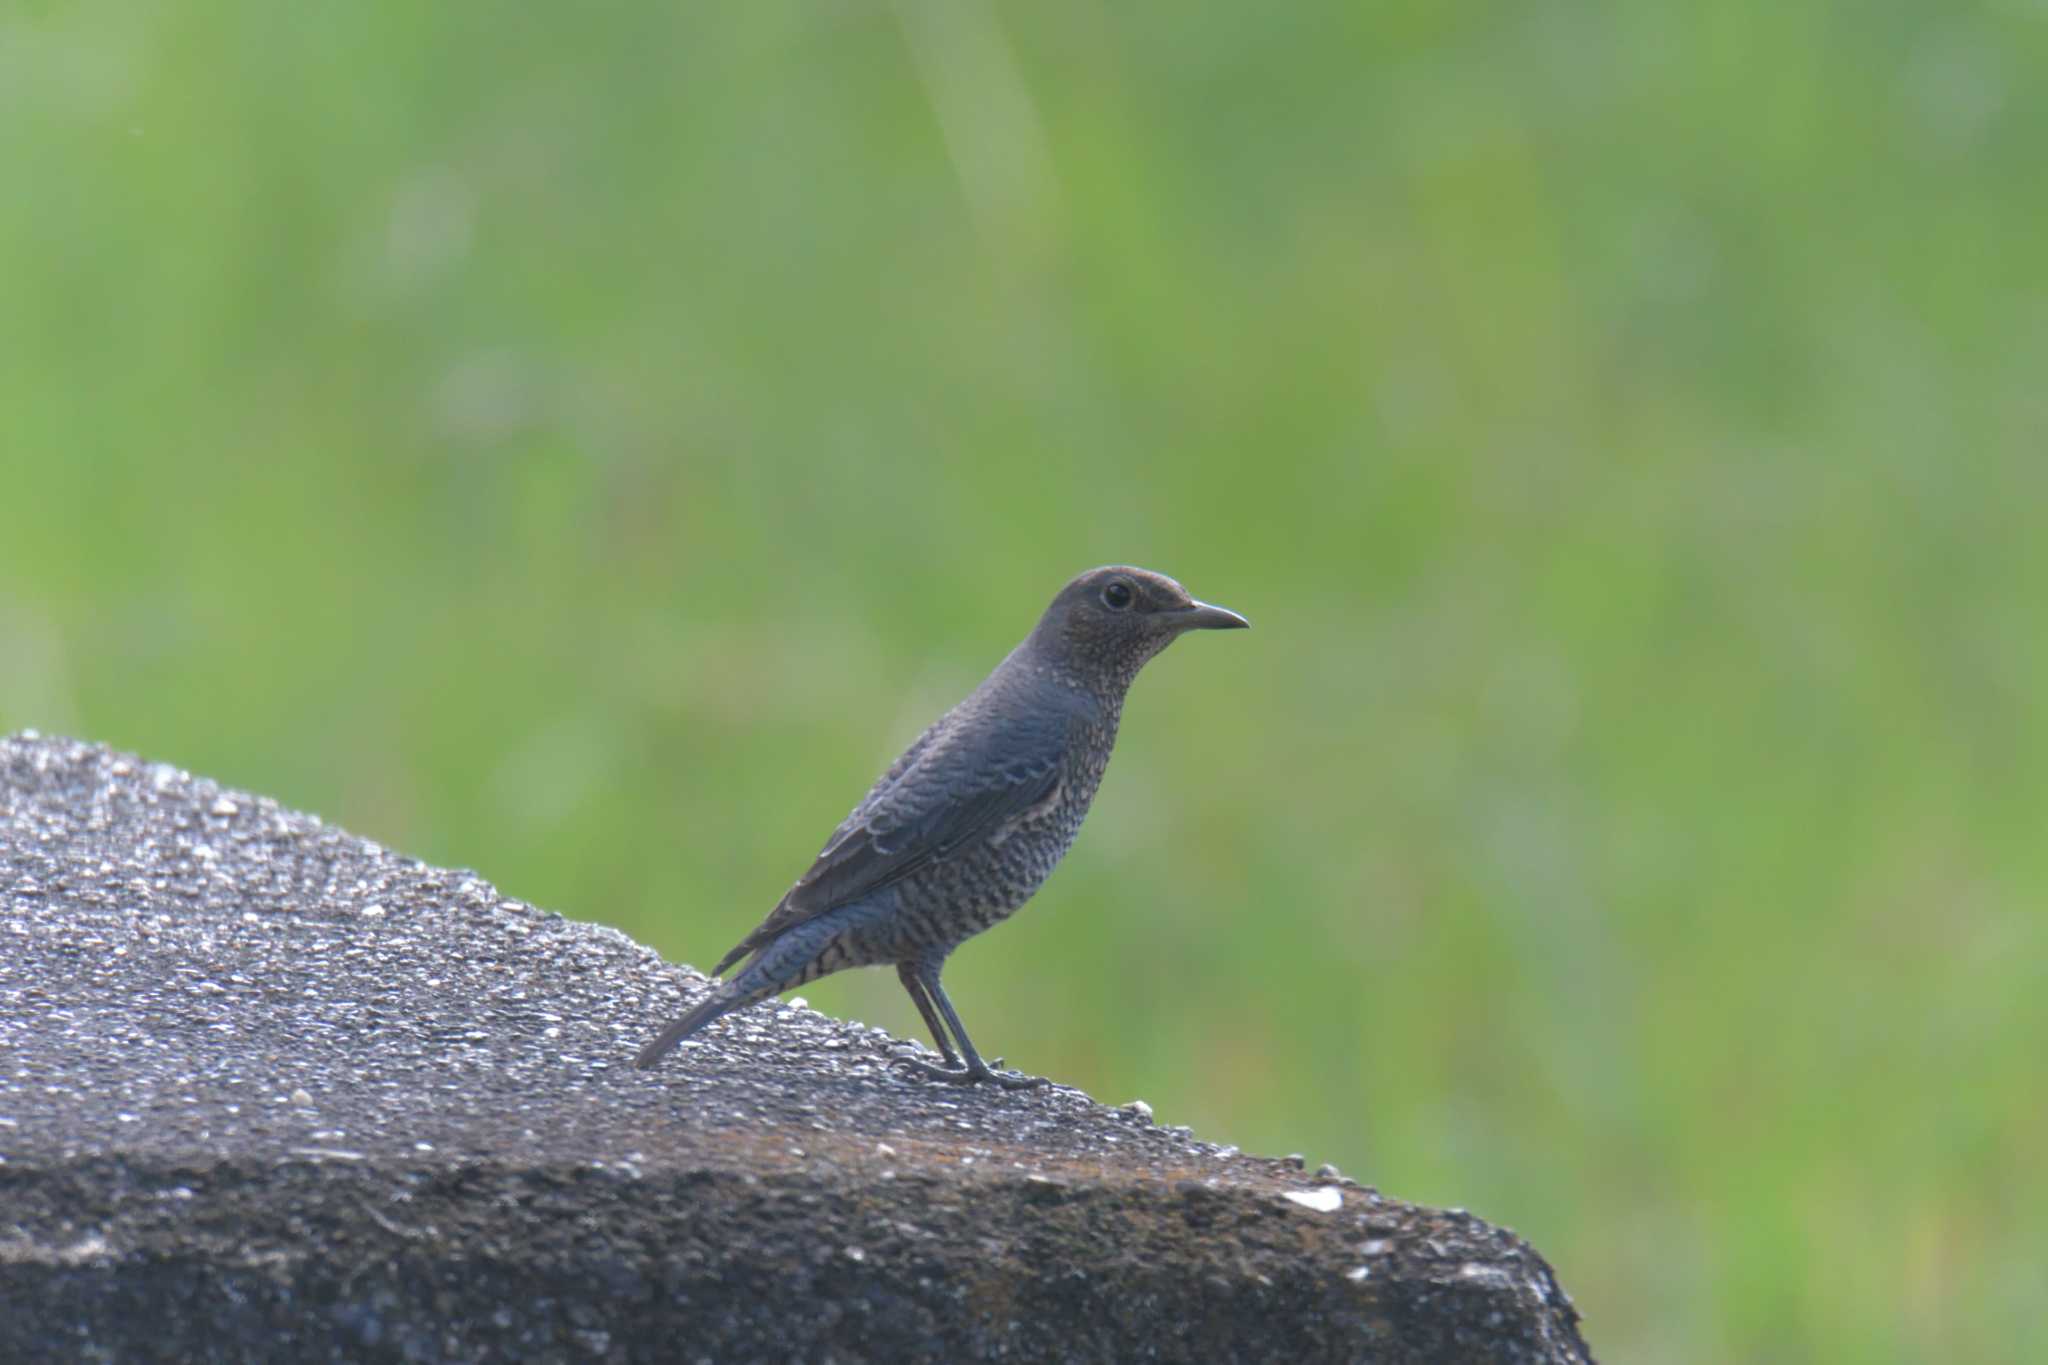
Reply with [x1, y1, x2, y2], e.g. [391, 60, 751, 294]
[634, 566, 1249, 1088]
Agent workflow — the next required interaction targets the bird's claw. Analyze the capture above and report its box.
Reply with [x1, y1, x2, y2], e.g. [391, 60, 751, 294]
[893, 1055, 1049, 1090]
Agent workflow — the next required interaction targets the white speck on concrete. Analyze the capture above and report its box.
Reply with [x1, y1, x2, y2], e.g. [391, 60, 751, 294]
[1283, 1187, 1343, 1213]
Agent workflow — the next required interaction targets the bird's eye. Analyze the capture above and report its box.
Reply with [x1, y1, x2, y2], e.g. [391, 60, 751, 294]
[1101, 580, 1135, 610]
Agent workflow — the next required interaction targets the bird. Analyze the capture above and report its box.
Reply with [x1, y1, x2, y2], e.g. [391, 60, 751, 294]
[634, 565, 1249, 1088]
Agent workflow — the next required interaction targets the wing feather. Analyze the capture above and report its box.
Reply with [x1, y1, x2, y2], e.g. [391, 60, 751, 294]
[711, 705, 1070, 976]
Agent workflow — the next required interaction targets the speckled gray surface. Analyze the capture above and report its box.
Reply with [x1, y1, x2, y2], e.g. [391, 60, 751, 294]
[1, 733, 1592, 1363]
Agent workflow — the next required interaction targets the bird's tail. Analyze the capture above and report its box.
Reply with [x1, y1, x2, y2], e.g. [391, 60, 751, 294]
[634, 915, 845, 1069]
[633, 979, 753, 1069]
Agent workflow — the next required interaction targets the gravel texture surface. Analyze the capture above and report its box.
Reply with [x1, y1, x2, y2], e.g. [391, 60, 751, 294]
[1, 733, 1592, 1363]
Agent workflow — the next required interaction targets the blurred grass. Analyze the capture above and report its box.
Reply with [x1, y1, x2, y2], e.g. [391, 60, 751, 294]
[5, 2, 2046, 1358]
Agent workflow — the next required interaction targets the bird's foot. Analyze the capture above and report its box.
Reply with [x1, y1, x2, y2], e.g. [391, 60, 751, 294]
[894, 1055, 1049, 1090]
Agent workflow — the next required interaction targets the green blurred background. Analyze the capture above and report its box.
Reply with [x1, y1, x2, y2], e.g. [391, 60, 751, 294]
[6, 2, 2044, 1358]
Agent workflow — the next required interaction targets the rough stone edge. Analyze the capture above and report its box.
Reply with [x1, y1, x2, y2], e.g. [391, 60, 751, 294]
[0, 1152, 1591, 1364]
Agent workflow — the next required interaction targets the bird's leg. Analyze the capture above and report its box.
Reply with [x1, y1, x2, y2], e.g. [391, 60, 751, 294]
[895, 961, 962, 1068]
[893, 958, 1048, 1090]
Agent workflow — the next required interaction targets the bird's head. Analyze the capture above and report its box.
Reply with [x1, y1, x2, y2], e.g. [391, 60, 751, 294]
[1030, 565, 1249, 688]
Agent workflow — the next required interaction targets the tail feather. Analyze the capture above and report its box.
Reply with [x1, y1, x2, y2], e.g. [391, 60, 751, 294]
[637, 912, 857, 1070]
[634, 980, 750, 1069]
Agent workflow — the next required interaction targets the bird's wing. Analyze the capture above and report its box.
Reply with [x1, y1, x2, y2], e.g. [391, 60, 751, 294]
[711, 706, 1070, 975]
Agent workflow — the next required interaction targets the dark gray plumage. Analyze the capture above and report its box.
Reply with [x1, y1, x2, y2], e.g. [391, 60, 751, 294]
[634, 565, 1249, 1087]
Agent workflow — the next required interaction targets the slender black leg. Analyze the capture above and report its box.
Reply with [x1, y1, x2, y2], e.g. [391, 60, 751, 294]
[894, 957, 1048, 1090]
[895, 961, 962, 1067]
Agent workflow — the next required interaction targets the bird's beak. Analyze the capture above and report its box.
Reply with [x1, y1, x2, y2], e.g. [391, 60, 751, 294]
[1177, 599, 1250, 631]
